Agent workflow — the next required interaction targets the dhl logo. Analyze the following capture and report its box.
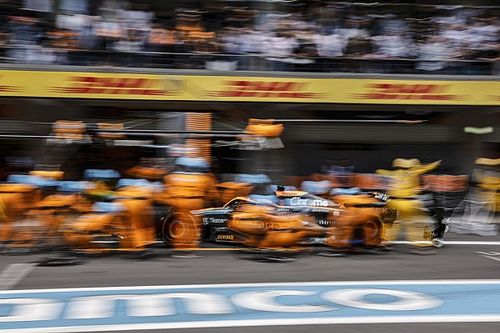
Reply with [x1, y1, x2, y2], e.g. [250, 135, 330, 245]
[0, 76, 22, 93]
[211, 81, 319, 99]
[354, 83, 462, 101]
[52, 76, 176, 95]
[0, 85, 21, 92]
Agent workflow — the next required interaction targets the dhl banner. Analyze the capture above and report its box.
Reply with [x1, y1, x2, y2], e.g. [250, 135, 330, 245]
[0, 70, 499, 105]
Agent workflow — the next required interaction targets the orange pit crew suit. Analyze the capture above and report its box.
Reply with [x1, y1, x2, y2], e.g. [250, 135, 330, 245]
[0, 174, 69, 248]
[161, 171, 219, 211]
[376, 158, 440, 248]
[0, 184, 41, 245]
[217, 182, 253, 204]
[229, 203, 321, 250]
[329, 191, 386, 250]
[155, 172, 219, 248]
[25, 194, 84, 246]
[64, 186, 156, 253]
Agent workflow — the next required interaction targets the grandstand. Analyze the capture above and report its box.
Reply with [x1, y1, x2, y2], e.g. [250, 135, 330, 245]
[0, 0, 498, 74]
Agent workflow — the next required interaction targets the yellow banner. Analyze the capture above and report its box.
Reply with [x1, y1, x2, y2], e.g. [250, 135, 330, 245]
[0, 70, 498, 105]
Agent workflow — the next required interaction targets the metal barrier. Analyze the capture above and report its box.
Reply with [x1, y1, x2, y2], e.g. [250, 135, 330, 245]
[0, 46, 498, 76]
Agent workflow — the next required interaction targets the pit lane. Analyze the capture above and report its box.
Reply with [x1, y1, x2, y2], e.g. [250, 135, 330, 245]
[1, 233, 500, 333]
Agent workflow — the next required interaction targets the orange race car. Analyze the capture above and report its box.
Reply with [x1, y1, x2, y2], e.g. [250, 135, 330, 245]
[188, 186, 394, 256]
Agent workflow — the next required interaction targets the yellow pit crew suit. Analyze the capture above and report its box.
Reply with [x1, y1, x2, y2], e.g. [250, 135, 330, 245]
[474, 158, 500, 213]
[376, 159, 440, 248]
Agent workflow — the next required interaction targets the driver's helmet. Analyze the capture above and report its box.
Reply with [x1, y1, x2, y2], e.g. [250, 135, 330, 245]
[274, 185, 286, 197]
[392, 158, 420, 170]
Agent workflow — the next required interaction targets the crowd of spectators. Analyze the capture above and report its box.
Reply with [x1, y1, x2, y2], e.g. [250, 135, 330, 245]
[0, 0, 498, 74]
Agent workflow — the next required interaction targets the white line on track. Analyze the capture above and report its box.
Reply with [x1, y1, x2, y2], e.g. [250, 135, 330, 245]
[392, 240, 500, 246]
[477, 251, 500, 255]
[0, 263, 36, 290]
[2, 279, 500, 294]
[476, 251, 500, 263]
[481, 256, 500, 263]
[1, 279, 500, 332]
[91, 240, 500, 247]
[3, 315, 500, 333]
[445, 241, 500, 245]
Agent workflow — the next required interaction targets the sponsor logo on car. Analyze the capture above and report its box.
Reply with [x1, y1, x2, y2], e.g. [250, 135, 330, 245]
[202, 217, 227, 225]
[289, 197, 329, 207]
[300, 237, 328, 245]
[216, 234, 234, 240]
[317, 220, 331, 226]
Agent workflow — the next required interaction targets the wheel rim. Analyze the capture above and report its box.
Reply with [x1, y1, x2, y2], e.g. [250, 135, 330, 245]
[169, 220, 186, 239]
[162, 213, 199, 246]
[364, 220, 382, 245]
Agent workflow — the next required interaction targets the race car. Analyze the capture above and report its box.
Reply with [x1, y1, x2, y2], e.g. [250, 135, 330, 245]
[188, 190, 342, 245]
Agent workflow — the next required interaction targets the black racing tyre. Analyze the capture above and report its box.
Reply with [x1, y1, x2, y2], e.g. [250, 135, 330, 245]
[161, 212, 199, 248]
[153, 204, 172, 238]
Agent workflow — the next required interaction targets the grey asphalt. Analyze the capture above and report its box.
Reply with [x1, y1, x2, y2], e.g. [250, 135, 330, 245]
[1, 233, 500, 333]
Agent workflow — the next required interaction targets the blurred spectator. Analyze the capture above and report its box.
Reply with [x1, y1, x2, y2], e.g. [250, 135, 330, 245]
[0, 28, 8, 47]
[8, 14, 40, 46]
[0, 1, 496, 74]
[372, 31, 414, 59]
[120, 2, 152, 33]
[95, 17, 122, 50]
[220, 27, 243, 55]
[240, 27, 268, 70]
[416, 36, 458, 73]
[78, 15, 98, 50]
[468, 18, 499, 58]
[336, 18, 370, 43]
[440, 23, 469, 49]
[263, 32, 298, 72]
[314, 31, 344, 58]
[114, 28, 144, 66]
[291, 30, 318, 72]
[147, 23, 170, 52]
[56, 13, 87, 31]
[219, 27, 244, 69]
[344, 36, 374, 58]
[7, 14, 41, 63]
[26, 42, 63, 64]
[48, 27, 78, 50]
[114, 29, 143, 53]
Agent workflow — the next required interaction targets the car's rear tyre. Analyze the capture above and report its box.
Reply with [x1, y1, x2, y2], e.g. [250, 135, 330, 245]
[364, 219, 383, 246]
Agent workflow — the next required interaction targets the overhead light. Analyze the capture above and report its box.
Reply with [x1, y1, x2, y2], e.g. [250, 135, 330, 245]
[464, 126, 494, 135]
